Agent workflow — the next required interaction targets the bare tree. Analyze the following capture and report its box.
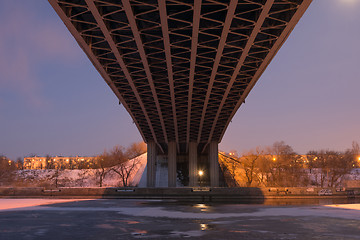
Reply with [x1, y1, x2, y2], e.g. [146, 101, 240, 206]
[218, 153, 240, 187]
[15, 158, 23, 170]
[0, 155, 16, 186]
[125, 142, 147, 159]
[241, 147, 263, 187]
[111, 158, 141, 187]
[352, 141, 359, 155]
[95, 152, 113, 187]
[52, 169, 60, 188]
[110, 143, 145, 187]
[307, 150, 355, 187]
[93, 142, 146, 187]
[256, 154, 272, 186]
[219, 147, 265, 187]
[307, 151, 327, 187]
[267, 141, 307, 187]
[76, 169, 90, 187]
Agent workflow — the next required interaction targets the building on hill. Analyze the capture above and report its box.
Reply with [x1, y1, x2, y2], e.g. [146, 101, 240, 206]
[23, 156, 97, 169]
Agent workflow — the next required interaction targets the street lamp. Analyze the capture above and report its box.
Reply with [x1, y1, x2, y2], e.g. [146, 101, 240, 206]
[198, 170, 204, 187]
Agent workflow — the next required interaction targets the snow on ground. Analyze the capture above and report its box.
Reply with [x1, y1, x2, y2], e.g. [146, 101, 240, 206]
[129, 153, 147, 186]
[13, 153, 147, 188]
[0, 199, 91, 210]
[306, 168, 360, 187]
[325, 204, 360, 210]
[8, 156, 360, 188]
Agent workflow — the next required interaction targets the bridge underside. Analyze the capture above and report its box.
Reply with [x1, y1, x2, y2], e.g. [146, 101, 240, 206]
[50, 0, 311, 187]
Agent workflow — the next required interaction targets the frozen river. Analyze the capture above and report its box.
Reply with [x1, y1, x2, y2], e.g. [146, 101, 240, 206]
[1, 198, 360, 239]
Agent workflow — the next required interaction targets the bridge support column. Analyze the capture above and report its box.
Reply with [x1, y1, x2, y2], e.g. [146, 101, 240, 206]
[147, 141, 156, 187]
[168, 141, 177, 187]
[209, 141, 219, 187]
[189, 142, 198, 187]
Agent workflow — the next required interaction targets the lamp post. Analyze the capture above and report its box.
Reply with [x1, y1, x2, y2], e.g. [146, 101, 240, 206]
[198, 170, 204, 187]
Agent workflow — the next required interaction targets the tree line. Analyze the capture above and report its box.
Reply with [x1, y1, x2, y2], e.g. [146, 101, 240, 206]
[220, 141, 359, 188]
[0, 156, 21, 186]
[0, 142, 146, 187]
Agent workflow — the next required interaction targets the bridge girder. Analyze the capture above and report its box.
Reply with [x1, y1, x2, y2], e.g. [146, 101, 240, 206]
[49, 0, 312, 152]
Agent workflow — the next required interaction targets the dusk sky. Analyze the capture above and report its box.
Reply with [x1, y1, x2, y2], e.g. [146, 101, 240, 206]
[1, 0, 360, 160]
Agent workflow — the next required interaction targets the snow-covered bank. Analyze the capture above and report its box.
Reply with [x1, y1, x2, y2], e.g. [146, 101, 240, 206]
[11, 154, 147, 188]
[0, 199, 91, 210]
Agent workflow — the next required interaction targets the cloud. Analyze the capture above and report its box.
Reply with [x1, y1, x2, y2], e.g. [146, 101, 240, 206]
[0, 2, 81, 109]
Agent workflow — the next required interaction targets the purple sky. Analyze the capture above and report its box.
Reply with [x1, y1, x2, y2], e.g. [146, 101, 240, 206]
[1, 0, 360, 160]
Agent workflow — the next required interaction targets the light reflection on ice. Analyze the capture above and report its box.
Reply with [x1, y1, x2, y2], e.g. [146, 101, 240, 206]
[200, 223, 215, 231]
[131, 229, 147, 238]
[200, 223, 207, 231]
[194, 203, 210, 212]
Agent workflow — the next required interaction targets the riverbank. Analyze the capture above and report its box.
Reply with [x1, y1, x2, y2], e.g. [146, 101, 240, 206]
[1, 187, 359, 201]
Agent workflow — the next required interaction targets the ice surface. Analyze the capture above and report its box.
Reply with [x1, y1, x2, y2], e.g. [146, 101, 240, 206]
[2, 199, 359, 221]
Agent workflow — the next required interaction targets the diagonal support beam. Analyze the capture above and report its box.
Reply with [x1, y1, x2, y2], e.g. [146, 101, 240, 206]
[197, 0, 238, 143]
[85, 0, 162, 150]
[186, 0, 202, 151]
[122, 0, 168, 144]
[205, 0, 273, 149]
[219, 0, 313, 141]
[158, 0, 179, 147]
[49, 0, 146, 142]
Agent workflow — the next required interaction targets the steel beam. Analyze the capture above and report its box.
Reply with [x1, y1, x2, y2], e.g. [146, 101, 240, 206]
[219, 0, 313, 141]
[158, 0, 179, 145]
[197, 0, 238, 143]
[50, 0, 312, 160]
[186, 0, 202, 150]
[85, 0, 160, 147]
[206, 0, 273, 147]
[122, 0, 168, 144]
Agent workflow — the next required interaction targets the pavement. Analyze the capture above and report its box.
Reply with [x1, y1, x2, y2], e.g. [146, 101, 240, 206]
[1, 198, 360, 239]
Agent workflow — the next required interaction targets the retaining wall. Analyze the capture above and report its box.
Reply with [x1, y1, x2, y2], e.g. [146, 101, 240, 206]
[0, 187, 359, 200]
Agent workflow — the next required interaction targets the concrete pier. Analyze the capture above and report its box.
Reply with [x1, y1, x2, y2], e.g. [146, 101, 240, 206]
[147, 141, 156, 187]
[168, 141, 177, 187]
[209, 141, 219, 187]
[189, 142, 198, 187]
[145, 141, 220, 187]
